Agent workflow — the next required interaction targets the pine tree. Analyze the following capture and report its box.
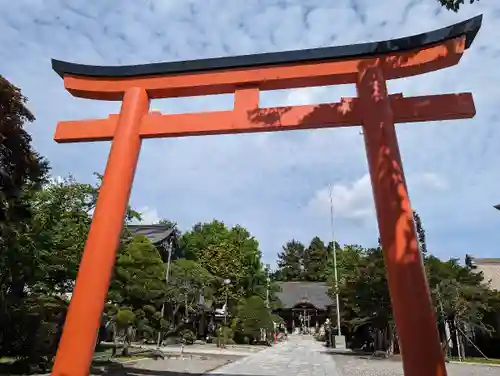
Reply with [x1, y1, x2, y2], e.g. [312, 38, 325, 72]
[413, 210, 427, 254]
[303, 237, 329, 282]
[276, 240, 304, 281]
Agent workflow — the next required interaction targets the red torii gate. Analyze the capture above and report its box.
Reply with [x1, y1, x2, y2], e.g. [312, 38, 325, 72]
[50, 16, 482, 376]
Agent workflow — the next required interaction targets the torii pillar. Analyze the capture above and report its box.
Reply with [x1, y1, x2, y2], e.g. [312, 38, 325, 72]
[49, 15, 482, 376]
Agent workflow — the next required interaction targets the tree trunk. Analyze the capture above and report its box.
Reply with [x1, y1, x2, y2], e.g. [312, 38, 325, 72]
[386, 325, 395, 355]
[111, 322, 118, 356]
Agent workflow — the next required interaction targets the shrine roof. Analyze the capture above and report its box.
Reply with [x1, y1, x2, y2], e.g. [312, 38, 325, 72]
[52, 15, 481, 79]
[465, 255, 500, 291]
[276, 281, 334, 310]
[127, 224, 177, 262]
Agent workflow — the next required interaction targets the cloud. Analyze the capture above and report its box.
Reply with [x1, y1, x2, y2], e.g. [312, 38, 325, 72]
[2, 0, 500, 266]
[306, 172, 450, 224]
[306, 175, 374, 223]
[133, 206, 162, 225]
[415, 173, 449, 192]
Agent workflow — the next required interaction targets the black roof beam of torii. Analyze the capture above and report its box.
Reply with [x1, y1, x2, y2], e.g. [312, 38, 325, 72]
[52, 15, 481, 79]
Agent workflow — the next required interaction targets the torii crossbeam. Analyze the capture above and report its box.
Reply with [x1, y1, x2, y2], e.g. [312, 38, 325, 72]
[50, 15, 482, 376]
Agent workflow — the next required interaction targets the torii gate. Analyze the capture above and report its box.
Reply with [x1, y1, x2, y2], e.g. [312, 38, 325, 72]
[50, 16, 482, 376]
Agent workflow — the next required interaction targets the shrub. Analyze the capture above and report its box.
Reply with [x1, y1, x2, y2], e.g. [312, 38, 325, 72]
[216, 326, 233, 347]
[233, 296, 273, 342]
[179, 329, 196, 345]
[0, 295, 67, 372]
[116, 309, 136, 327]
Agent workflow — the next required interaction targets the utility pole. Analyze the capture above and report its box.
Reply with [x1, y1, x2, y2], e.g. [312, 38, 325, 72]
[436, 286, 450, 358]
[265, 264, 270, 309]
[328, 184, 342, 337]
[156, 238, 173, 348]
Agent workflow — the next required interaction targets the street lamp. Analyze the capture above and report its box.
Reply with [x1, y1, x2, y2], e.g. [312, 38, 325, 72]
[328, 184, 342, 339]
[223, 279, 231, 325]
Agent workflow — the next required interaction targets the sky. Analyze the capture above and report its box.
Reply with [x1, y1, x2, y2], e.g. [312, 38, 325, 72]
[2, 0, 499, 267]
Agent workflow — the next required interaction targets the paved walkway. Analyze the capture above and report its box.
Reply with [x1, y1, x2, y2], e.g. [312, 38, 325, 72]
[206, 335, 340, 376]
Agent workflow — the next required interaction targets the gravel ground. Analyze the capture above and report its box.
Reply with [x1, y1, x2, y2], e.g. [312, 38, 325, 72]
[333, 354, 500, 376]
[89, 354, 241, 376]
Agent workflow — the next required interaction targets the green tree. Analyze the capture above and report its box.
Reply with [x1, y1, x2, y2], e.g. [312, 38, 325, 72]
[181, 220, 265, 307]
[413, 210, 427, 254]
[109, 236, 167, 309]
[29, 176, 97, 295]
[165, 259, 215, 328]
[0, 76, 49, 301]
[275, 240, 304, 281]
[332, 244, 396, 351]
[330, 243, 363, 286]
[437, 0, 479, 12]
[233, 296, 274, 342]
[0, 76, 48, 224]
[303, 237, 329, 282]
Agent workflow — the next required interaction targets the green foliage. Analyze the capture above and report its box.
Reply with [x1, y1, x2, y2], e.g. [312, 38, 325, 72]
[0, 295, 66, 367]
[179, 329, 196, 345]
[276, 237, 334, 282]
[338, 246, 392, 331]
[0, 76, 50, 305]
[275, 239, 304, 281]
[29, 177, 97, 294]
[215, 326, 234, 347]
[166, 259, 215, 319]
[0, 75, 48, 225]
[109, 236, 166, 310]
[233, 296, 273, 341]
[116, 310, 136, 328]
[303, 237, 329, 282]
[413, 211, 427, 254]
[437, 0, 479, 12]
[181, 220, 267, 306]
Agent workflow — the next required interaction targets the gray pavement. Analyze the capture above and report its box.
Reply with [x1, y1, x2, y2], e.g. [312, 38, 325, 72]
[206, 336, 500, 376]
[93, 336, 500, 376]
[206, 335, 340, 376]
[332, 348, 500, 376]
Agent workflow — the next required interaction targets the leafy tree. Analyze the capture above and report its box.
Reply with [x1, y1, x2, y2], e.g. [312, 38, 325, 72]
[0, 76, 48, 224]
[338, 247, 392, 333]
[233, 296, 274, 342]
[109, 236, 166, 310]
[303, 237, 329, 282]
[0, 295, 66, 372]
[437, 0, 479, 12]
[28, 176, 97, 295]
[165, 258, 215, 326]
[334, 244, 363, 286]
[413, 210, 427, 254]
[181, 220, 265, 307]
[275, 240, 305, 281]
[0, 76, 49, 301]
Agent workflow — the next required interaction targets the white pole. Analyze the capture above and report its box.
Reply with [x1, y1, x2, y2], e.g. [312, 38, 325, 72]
[328, 184, 342, 337]
[157, 240, 172, 348]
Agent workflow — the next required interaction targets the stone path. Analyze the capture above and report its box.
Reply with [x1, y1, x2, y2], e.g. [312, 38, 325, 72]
[206, 335, 340, 376]
[94, 337, 500, 376]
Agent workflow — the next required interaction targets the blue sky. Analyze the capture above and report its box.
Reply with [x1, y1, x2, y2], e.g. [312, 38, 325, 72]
[2, 0, 499, 266]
